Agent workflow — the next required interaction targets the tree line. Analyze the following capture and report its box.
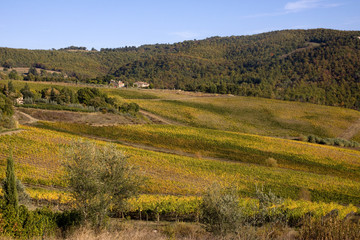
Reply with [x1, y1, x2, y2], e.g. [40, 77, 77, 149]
[1, 29, 360, 109]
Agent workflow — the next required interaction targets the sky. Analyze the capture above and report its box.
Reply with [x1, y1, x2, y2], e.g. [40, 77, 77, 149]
[0, 0, 359, 50]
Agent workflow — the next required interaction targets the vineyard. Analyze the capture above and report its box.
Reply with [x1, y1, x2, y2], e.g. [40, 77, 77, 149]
[0, 126, 359, 207]
[39, 122, 360, 182]
[6, 186, 357, 223]
[0, 80, 360, 227]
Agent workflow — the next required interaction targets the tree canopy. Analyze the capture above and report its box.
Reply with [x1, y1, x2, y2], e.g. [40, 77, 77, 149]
[1, 29, 360, 109]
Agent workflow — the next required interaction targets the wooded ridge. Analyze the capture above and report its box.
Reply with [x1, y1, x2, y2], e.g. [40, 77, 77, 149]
[1, 28, 360, 109]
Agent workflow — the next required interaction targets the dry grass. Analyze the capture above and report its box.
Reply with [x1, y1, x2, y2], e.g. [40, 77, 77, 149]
[64, 227, 167, 240]
[60, 221, 210, 240]
[50, 222, 306, 240]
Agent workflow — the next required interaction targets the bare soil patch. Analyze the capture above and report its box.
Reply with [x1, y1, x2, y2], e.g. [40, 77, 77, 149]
[16, 108, 149, 126]
[139, 109, 185, 126]
[14, 110, 38, 124]
[338, 118, 360, 140]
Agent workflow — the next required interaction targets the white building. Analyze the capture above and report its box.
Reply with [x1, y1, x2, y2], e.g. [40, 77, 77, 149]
[134, 81, 150, 88]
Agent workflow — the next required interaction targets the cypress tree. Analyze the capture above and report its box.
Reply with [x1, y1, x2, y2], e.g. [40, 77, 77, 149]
[3, 151, 19, 210]
[7, 81, 15, 93]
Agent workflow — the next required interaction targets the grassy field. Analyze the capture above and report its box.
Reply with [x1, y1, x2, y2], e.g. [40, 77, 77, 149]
[132, 97, 360, 138]
[1, 125, 359, 205]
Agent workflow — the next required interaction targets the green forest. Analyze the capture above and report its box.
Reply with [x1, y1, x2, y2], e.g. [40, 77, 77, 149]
[1, 29, 360, 109]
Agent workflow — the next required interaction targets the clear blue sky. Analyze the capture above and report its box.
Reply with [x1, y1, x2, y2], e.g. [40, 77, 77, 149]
[0, 0, 359, 50]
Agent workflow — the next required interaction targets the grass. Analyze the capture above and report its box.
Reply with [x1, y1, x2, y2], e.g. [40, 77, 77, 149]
[1, 125, 359, 205]
[352, 132, 360, 142]
[103, 88, 160, 100]
[133, 96, 360, 138]
[3, 80, 84, 92]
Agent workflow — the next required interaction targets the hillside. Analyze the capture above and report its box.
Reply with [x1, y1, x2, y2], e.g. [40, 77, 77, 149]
[6, 81, 360, 139]
[1, 29, 360, 110]
[0, 83, 359, 237]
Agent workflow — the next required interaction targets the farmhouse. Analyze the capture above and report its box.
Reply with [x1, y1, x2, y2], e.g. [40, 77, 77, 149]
[109, 80, 125, 88]
[15, 96, 24, 105]
[134, 81, 150, 88]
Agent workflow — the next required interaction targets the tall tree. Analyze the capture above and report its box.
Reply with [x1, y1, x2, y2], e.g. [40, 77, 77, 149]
[7, 81, 15, 93]
[2, 150, 19, 211]
[20, 83, 34, 99]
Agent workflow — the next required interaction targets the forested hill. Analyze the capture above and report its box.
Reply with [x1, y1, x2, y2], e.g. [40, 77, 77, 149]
[1, 29, 360, 109]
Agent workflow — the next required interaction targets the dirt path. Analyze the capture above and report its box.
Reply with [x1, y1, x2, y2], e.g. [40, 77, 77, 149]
[0, 129, 25, 136]
[14, 110, 39, 125]
[338, 118, 360, 140]
[139, 109, 186, 126]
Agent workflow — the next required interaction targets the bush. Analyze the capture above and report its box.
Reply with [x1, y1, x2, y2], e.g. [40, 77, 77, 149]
[249, 186, 286, 227]
[0, 203, 57, 239]
[63, 141, 142, 229]
[0, 115, 17, 129]
[200, 184, 243, 235]
[23, 97, 34, 104]
[265, 157, 278, 167]
[303, 135, 360, 148]
[299, 215, 360, 239]
[55, 209, 84, 236]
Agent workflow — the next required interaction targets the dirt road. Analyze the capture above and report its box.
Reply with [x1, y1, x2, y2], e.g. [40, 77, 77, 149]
[139, 109, 186, 126]
[338, 118, 360, 140]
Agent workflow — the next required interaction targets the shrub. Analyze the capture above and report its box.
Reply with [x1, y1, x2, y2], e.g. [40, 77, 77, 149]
[303, 135, 360, 148]
[299, 215, 360, 239]
[265, 157, 278, 167]
[200, 184, 243, 235]
[0, 205, 57, 239]
[63, 141, 142, 229]
[0, 115, 17, 129]
[250, 186, 286, 226]
[55, 209, 84, 236]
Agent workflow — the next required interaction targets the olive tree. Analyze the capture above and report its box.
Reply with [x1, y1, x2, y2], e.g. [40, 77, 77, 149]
[200, 184, 243, 235]
[63, 141, 142, 228]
